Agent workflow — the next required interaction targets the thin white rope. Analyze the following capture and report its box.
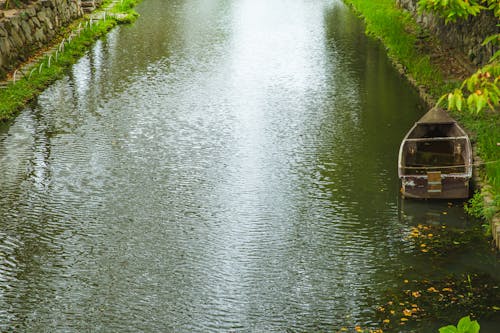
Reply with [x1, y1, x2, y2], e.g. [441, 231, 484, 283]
[401, 159, 500, 170]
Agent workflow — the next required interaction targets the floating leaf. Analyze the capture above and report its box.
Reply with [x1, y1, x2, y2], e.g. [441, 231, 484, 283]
[403, 309, 412, 316]
[457, 316, 480, 333]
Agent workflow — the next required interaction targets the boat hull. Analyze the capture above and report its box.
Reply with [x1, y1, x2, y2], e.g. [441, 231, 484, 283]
[401, 175, 470, 199]
[398, 108, 472, 200]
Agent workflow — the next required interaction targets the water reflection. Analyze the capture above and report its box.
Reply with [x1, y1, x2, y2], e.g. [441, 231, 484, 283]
[0, 0, 498, 332]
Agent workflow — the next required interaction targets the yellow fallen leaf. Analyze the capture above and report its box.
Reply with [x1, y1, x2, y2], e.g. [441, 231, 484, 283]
[390, 310, 395, 315]
[403, 309, 412, 316]
[355, 326, 363, 332]
[383, 319, 390, 324]
[400, 317, 408, 322]
[427, 287, 438, 292]
[442, 287, 453, 292]
[411, 291, 421, 298]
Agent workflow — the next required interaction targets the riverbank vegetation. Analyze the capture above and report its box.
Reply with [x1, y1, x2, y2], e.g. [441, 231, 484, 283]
[342, 0, 499, 220]
[341, 0, 500, 331]
[0, 0, 141, 121]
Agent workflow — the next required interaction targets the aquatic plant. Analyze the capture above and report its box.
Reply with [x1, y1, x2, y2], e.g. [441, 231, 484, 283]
[439, 316, 480, 333]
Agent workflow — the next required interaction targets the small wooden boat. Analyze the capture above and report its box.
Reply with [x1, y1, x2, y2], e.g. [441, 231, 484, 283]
[398, 108, 472, 199]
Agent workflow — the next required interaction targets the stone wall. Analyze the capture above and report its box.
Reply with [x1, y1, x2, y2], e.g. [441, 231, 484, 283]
[397, 0, 499, 67]
[0, 0, 83, 80]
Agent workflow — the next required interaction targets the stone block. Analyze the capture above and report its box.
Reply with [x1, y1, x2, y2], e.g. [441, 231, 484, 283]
[0, 24, 7, 38]
[26, 7, 37, 18]
[21, 20, 32, 40]
[41, 0, 52, 8]
[34, 28, 45, 42]
[0, 37, 10, 54]
[32, 17, 41, 29]
[9, 29, 24, 49]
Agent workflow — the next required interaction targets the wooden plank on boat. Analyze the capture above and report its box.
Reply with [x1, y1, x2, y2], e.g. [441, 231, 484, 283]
[427, 171, 442, 193]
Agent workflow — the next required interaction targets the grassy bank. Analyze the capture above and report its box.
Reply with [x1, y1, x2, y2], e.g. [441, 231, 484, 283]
[342, 0, 499, 217]
[0, 0, 141, 121]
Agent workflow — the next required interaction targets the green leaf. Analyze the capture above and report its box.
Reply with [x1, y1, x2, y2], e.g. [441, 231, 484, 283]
[467, 93, 475, 109]
[477, 95, 487, 112]
[457, 316, 480, 333]
[448, 93, 456, 109]
[456, 96, 463, 111]
[439, 325, 458, 333]
[490, 50, 500, 62]
[467, 77, 475, 92]
[482, 34, 499, 46]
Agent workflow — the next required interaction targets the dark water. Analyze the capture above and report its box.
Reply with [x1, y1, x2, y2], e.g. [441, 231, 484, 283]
[0, 0, 498, 331]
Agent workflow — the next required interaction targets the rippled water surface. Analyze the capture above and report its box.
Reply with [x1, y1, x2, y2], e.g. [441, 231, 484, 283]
[0, 0, 499, 332]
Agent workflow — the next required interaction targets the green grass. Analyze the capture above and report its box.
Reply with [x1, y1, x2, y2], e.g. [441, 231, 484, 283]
[343, 0, 447, 94]
[342, 0, 499, 214]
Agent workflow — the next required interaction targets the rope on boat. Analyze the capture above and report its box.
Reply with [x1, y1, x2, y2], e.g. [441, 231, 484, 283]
[402, 159, 500, 170]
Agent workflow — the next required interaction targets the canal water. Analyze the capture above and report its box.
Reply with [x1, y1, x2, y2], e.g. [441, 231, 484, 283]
[0, 0, 499, 331]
